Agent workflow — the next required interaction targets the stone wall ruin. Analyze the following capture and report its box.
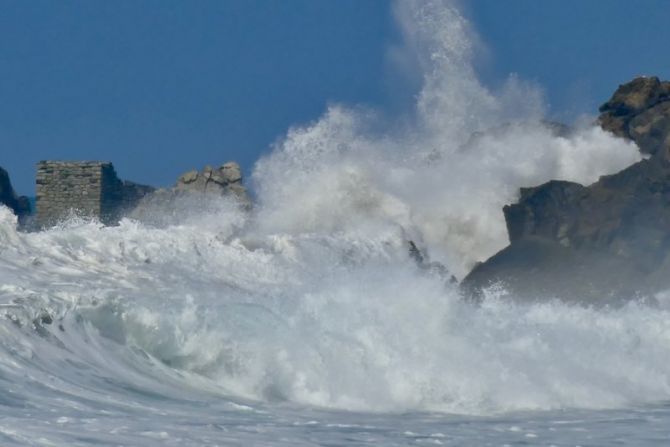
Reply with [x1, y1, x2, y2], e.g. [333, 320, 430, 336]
[36, 161, 153, 227]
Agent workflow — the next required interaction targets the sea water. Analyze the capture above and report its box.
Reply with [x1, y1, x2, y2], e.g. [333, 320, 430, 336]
[1, 204, 670, 446]
[2, 0, 668, 445]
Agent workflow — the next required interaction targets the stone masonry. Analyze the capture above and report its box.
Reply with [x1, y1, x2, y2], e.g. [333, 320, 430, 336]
[36, 161, 153, 227]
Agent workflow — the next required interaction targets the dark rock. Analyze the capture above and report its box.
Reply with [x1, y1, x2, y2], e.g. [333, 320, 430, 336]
[408, 240, 456, 284]
[463, 76, 670, 302]
[599, 76, 670, 157]
[462, 237, 651, 303]
[464, 158, 670, 302]
[0, 166, 30, 221]
[503, 180, 587, 245]
[408, 240, 425, 265]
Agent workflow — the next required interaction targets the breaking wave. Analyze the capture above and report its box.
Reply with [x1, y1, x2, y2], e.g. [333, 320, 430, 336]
[0, 0, 665, 419]
[2, 198, 670, 415]
[252, 0, 640, 277]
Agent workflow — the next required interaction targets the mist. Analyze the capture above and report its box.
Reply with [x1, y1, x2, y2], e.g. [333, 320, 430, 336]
[251, 0, 641, 277]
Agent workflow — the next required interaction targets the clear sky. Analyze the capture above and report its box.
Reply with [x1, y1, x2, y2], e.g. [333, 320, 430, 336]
[1, 0, 669, 194]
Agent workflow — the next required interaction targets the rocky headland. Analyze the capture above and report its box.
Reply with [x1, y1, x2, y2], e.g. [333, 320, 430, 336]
[463, 76, 670, 302]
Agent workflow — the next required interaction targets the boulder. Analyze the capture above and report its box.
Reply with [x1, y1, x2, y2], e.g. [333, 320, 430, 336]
[128, 161, 250, 224]
[599, 76, 670, 157]
[175, 162, 249, 203]
[220, 161, 243, 183]
[463, 76, 670, 302]
[0, 166, 30, 220]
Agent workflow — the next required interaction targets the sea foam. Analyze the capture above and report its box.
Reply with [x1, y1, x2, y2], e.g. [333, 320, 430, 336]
[0, 0, 663, 422]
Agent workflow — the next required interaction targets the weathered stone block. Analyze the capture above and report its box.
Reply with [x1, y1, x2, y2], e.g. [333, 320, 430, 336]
[35, 161, 154, 227]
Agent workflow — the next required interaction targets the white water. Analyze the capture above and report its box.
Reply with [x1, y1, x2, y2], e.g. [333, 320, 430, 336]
[2, 203, 670, 445]
[1, 0, 669, 445]
[252, 0, 640, 277]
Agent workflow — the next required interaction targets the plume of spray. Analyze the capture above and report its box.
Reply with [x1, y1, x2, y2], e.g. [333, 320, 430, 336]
[251, 0, 641, 277]
[0, 0, 660, 419]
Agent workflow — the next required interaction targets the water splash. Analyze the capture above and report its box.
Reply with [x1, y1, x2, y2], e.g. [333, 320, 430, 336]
[0, 0, 661, 422]
[253, 0, 640, 276]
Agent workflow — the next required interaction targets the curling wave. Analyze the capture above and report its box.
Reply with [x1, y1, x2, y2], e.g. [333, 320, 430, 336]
[2, 204, 670, 415]
[0, 0, 663, 421]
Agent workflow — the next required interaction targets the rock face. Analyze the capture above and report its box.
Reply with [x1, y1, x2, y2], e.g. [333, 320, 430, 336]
[599, 76, 670, 158]
[463, 76, 670, 302]
[174, 162, 248, 202]
[128, 162, 250, 224]
[0, 166, 30, 221]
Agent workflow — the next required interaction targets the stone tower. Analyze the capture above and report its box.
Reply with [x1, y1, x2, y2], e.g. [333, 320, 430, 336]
[36, 161, 152, 227]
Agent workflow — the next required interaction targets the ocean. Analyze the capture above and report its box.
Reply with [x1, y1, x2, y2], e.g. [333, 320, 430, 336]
[1, 203, 670, 446]
[2, 1, 669, 444]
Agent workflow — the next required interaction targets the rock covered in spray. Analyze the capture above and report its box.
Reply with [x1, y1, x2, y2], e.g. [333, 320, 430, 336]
[407, 240, 456, 285]
[599, 76, 670, 158]
[175, 162, 247, 202]
[129, 161, 250, 224]
[463, 76, 670, 302]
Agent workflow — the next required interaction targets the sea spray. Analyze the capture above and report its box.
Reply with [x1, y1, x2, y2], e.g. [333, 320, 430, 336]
[252, 0, 640, 277]
[0, 0, 666, 433]
[2, 201, 670, 416]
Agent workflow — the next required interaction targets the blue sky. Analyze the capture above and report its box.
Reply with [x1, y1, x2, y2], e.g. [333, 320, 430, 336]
[1, 0, 669, 194]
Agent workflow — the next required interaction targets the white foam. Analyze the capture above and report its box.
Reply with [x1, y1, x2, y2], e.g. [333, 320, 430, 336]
[0, 0, 660, 420]
[252, 1, 640, 276]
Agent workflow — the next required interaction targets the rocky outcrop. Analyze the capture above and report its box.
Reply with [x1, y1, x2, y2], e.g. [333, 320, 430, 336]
[0, 166, 30, 221]
[128, 162, 250, 224]
[599, 76, 670, 158]
[463, 77, 670, 302]
[175, 162, 248, 203]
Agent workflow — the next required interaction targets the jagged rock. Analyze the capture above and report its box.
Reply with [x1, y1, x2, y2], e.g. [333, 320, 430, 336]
[128, 161, 250, 224]
[463, 76, 670, 302]
[175, 162, 249, 202]
[408, 240, 425, 265]
[0, 166, 30, 221]
[220, 162, 242, 183]
[464, 159, 670, 301]
[179, 170, 199, 184]
[503, 180, 587, 246]
[599, 76, 670, 157]
[408, 240, 457, 284]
